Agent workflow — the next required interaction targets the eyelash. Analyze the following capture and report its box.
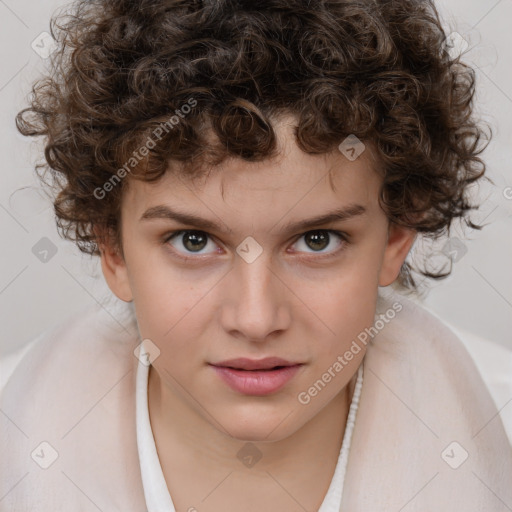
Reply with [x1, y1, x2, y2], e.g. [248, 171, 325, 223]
[162, 229, 349, 262]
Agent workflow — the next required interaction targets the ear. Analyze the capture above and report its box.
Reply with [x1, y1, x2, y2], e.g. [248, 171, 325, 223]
[378, 222, 417, 287]
[96, 228, 133, 302]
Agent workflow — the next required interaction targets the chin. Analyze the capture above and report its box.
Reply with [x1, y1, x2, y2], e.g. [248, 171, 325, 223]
[218, 408, 303, 443]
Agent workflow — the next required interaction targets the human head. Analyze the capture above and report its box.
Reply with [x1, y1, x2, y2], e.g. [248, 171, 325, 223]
[96, 115, 416, 440]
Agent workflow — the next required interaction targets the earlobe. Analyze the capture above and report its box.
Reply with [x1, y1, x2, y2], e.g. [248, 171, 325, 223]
[378, 223, 417, 287]
[98, 237, 134, 303]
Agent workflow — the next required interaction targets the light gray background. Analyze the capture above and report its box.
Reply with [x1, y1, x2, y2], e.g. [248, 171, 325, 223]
[1, 0, 511, 358]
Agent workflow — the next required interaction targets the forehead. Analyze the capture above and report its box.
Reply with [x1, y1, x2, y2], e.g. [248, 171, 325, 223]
[121, 121, 383, 226]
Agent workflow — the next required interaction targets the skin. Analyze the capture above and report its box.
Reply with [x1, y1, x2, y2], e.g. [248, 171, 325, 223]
[99, 117, 416, 511]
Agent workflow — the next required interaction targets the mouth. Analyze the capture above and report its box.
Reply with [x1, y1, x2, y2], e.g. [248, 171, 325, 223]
[209, 358, 304, 395]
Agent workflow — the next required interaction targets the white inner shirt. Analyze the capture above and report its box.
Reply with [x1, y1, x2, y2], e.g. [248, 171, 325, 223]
[135, 355, 364, 512]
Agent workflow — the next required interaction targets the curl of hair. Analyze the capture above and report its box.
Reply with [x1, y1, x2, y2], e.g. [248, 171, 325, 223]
[16, 0, 491, 293]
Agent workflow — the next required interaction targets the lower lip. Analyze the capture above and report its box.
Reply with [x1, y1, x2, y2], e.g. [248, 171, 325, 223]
[210, 364, 303, 395]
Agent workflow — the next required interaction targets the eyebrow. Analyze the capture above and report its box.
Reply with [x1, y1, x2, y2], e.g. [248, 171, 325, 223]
[139, 203, 367, 235]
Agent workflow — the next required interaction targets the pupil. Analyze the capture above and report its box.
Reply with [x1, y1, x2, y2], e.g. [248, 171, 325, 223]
[306, 231, 329, 251]
[184, 231, 207, 252]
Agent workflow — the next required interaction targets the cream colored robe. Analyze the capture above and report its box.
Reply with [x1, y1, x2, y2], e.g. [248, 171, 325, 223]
[1, 290, 511, 511]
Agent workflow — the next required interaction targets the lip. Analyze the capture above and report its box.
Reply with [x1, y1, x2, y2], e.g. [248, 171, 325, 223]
[211, 357, 300, 371]
[209, 358, 304, 396]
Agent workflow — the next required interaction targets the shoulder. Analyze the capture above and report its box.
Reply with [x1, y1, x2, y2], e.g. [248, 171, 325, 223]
[1, 301, 139, 421]
[343, 290, 512, 509]
[1, 300, 140, 432]
[368, 289, 497, 421]
[0, 301, 146, 510]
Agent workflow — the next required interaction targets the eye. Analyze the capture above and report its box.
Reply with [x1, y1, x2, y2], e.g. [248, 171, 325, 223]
[163, 229, 348, 260]
[291, 230, 347, 256]
[164, 230, 220, 257]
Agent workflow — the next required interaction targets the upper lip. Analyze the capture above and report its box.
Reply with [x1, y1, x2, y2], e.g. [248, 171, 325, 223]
[210, 357, 301, 371]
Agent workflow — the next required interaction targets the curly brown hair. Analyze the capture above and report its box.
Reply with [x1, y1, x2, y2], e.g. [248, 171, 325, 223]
[16, 0, 490, 293]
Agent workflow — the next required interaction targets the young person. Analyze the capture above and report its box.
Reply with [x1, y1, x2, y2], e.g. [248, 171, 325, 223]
[2, 0, 511, 510]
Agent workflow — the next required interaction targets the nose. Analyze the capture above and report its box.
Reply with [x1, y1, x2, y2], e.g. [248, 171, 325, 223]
[220, 252, 292, 342]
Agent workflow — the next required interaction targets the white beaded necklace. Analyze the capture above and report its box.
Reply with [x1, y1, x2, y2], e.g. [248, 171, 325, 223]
[333, 362, 364, 507]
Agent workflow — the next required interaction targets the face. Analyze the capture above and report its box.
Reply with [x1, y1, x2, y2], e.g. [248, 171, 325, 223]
[100, 118, 416, 442]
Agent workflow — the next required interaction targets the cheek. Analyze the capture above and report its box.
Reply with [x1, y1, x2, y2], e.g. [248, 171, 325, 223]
[127, 258, 213, 351]
[134, 283, 210, 379]
[301, 257, 381, 350]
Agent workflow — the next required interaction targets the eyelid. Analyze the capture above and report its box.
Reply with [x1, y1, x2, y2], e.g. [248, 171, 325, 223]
[163, 229, 221, 261]
[287, 229, 348, 259]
